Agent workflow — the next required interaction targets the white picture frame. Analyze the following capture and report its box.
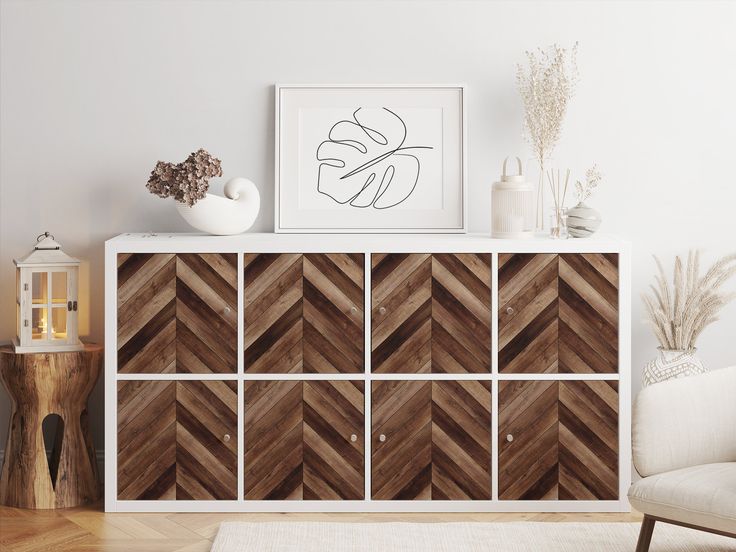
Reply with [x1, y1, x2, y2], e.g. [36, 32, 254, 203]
[275, 84, 467, 233]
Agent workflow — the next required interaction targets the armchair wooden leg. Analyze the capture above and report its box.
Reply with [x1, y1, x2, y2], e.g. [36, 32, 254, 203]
[635, 515, 656, 552]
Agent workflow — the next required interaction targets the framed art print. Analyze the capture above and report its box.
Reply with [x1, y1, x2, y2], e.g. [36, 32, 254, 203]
[275, 84, 466, 233]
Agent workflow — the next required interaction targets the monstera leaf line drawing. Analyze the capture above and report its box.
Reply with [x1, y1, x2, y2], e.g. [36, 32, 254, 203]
[315, 107, 434, 209]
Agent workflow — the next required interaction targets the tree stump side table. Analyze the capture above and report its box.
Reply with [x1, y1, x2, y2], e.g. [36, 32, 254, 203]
[0, 344, 102, 509]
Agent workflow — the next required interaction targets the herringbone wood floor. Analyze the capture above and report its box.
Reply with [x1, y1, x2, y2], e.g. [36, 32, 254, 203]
[0, 502, 643, 552]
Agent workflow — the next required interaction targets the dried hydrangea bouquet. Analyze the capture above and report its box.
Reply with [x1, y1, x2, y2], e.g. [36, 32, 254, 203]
[517, 43, 578, 231]
[641, 251, 736, 385]
[146, 149, 260, 235]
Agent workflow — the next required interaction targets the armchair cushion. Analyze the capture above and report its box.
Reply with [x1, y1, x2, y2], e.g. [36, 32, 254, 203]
[628, 462, 736, 534]
[632, 366, 736, 477]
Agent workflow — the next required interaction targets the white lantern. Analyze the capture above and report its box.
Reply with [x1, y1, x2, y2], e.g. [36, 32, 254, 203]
[13, 232, 83, 353]
[491, 157, 535, 239]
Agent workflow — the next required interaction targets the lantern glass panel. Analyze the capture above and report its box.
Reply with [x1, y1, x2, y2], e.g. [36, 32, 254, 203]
[32, 307, 48, 340]
[51, 308, 67, 339]
[51, 272, 67, 304]
[32, 272, 48, 305]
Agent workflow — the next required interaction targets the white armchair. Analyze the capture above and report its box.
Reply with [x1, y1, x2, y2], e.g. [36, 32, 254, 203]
[628, 366, 736, 551]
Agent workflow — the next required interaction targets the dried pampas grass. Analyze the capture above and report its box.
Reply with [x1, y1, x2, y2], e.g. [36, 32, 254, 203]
[642, 251, 736, 350]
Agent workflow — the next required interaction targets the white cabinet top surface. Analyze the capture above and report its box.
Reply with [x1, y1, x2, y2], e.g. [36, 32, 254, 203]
[106, 232, 630, 253]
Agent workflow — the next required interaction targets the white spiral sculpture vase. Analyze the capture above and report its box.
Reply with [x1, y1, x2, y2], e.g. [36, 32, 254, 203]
[176, 177, 260, 235]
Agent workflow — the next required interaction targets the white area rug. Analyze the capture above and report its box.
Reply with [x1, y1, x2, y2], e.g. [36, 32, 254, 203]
[211, 521, 736, 551]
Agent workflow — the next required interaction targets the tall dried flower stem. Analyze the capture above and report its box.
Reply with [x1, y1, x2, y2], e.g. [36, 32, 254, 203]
[517, 42, 579, 230]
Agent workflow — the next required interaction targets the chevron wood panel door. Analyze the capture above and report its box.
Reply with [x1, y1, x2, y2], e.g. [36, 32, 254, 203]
[558, 254, 619, 374]
[244, 380, 365, 500]
[244, 254, 364, 374]
[432, 380, 492, 500]
[372, 380, 431, 499]
[175, 254, 238, 374]
[117, 380, 237, 501]
[303, 380, 365, 499]
[559, 380, 618, 500]
[176, 380, 238, 500]
[371, 253, 491, 373]
[244, 380, 303, 499]
[118, 254, 177, 374]
[117, 253, 238, 374]
[372, 380, 491, 500]
[118, 380, 176, 500]
[498, 379, 558, 500]
[498, 253, 618, 374]
[498, 379, 618, 500]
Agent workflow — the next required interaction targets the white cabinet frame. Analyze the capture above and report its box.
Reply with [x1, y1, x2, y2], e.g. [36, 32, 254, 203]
[104, 233, 631, 513]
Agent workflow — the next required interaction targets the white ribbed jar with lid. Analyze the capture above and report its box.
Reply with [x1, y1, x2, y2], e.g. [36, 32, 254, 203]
[491, 157, 535, 238]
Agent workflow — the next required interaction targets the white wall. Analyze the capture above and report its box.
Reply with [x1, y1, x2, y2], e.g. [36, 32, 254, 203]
[1, 0, 735, 455]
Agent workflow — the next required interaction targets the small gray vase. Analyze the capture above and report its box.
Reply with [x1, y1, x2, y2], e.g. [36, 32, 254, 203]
[567, 202, 602, 238]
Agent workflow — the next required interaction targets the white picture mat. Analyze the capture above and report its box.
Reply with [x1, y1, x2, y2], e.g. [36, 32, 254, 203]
[276, 85, 465, 232]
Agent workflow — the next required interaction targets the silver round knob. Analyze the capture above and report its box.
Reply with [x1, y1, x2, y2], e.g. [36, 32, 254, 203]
[379, 307, 386, 315]
[506, 434, 513, 443]
[223, 434, 231, 442]
[350, 434, 358, 442]
[506, 307, 514, 315]
[223, 306, 232, 315]
[350, 306, 358, 314]
[379, 434, 386, 442]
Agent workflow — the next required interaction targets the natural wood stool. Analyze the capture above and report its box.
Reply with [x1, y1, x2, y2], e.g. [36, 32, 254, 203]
[0, 344, 102, 509]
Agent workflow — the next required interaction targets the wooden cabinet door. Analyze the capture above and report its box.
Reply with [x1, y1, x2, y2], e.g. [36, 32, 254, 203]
[118, 380, 176, 500]
[498, 379, 618, 500]
[244, 254, 364, 374]
[176, 380, 238, 500]
[117, 253, 238, 374]
[371, 253, 491, 373]
[371, 380, 432, 499]
[117, 379, 237, 500]
[372, 380, 491, 500]
[499, 253, 618, 374]
[244, 380, 365, 500]
[558, 254, 618, 375]
[498, 380, 559, 500]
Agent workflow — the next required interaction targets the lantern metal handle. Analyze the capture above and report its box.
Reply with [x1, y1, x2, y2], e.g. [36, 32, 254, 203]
[501, 157, 524, 178]
[36, 231, 55, 242]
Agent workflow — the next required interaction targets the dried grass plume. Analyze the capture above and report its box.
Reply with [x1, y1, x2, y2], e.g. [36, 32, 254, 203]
[642, 251, 736, 350]
[517, 42, 579, 228]
[517, 42, 579, 166]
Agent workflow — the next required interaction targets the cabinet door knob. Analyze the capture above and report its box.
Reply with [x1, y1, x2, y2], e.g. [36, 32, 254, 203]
[223, 306, 232, 315]
[350, 306, 358, 314]
[223, 434, 231, 442]
[506, 434, 514, 443]
[379, 434, 386, 442]
[350, 434, 358, 442]
[379, 306, 387, 315]
[506, 307, 514, 315]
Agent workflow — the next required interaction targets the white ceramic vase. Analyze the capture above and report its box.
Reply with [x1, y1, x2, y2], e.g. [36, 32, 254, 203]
[566, 202, 601, 238]
[176, 177, 260, 235]
[642, 348, 707, 387]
